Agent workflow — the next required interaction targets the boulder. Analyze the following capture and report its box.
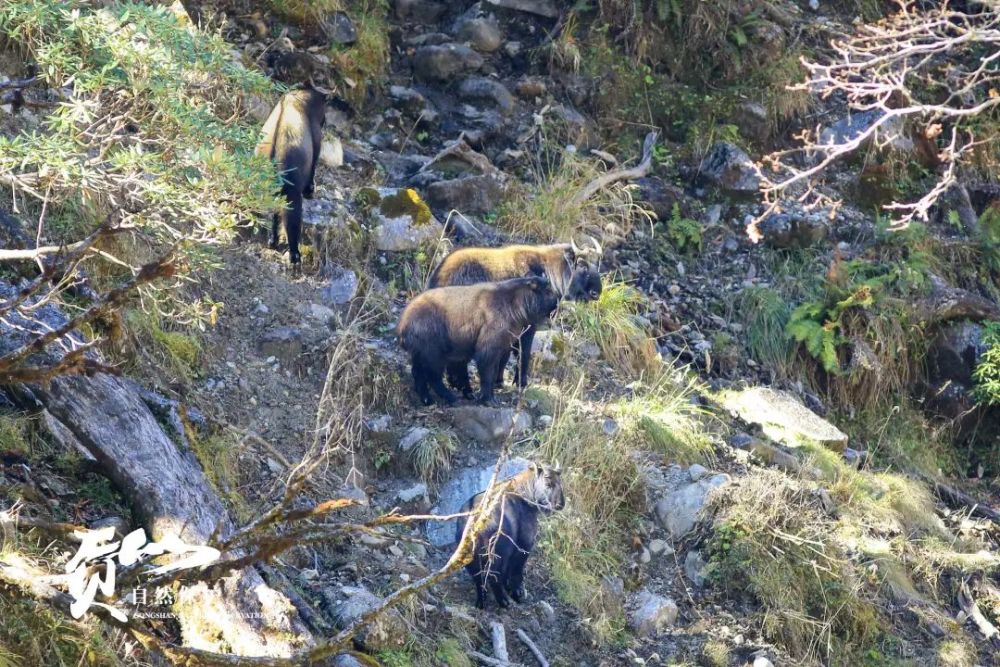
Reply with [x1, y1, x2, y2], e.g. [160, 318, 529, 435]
[733, 100, 770, 146]
[412, 44, 484, 82]
[425, 457, 532, 546]
[927, 321, 985, 386]
[817, 110, 912, 157]
[484, 0, 559, 18]
[426, 175, 505, 215]
[721, 387, 848, 450]
[756, 211, 828, 248]
[454, 4, 502, 52]
[388, 85, 428, 115]
[684, 550, 708, 588]
[420, 140, 499, 179]
[700, 142, 759, 194]
[654, 472, 731, 539]
[321, 267, 358, 306]
[449, 405, 531, 443]
[366, 187, 445, 251]
[323, 12, 357, 46]
[458, 76, 515, 114]
[627, 591, 678, 637]
[331, 586, 407, 649]
[398, 426, 431, 453]
[319, 137, 343, 168]
[394, 0, 447, 23]
[634, 176, 693, 221]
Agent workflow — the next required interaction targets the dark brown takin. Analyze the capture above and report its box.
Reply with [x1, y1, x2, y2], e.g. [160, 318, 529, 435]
[397, 276, 559, 405]
[427, 242, 602, 389]
[454, 462, 565, 609]
[255, 84, 326, 265]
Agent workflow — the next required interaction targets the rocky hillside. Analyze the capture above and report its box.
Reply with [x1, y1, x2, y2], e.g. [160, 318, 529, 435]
[1, 1, 999, 666]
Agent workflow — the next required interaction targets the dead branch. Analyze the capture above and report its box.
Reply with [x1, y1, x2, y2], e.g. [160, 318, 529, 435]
[568, 131, 658, 209]
[470, 651, 523, 667]
[0, 76, 41, 90]
[931, 480, 1000, 524]
[515, 629, 549, 667]
[958, 579, 1000, 647]
[490, 621, 510, 664]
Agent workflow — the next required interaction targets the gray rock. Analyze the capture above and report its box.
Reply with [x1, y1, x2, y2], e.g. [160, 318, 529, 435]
[412, 44, 483, 82]
[322, 267, 358, 305]
[425, 457, 532, 546]
[397, 482, 428, 504]
[331, 655, 365, 667]
[332, 585, 407, 648]
[627, 590, 678, 637]
[449, 405, 531, 443]
[550, 104, 599, 149]
[484, 0, 558, 18]
[687, 464, 709, 481]
[458, 77, 515, 114]
[256, 327, 304, 367]
[420, 140, 499, 179]
[375, 152, 432, 185]
[454, 5, 502, 52]
[649, 538, 672, 557]
[89, 516, 130, 539]
[324, 12, 357, 45]
[721, 387, 848, 450]
[757, 212, 828, 248]
[700, 142, 759, 193]
[684, 550, 708, 587]
[425, 175, 504, 215]
[371, 187, 446, 251]
[394, 0, 446, 23]
[753, 657, 775, 667]
[319, 138, 343, 168]
[389, 85, 427, 115]
[308, 303, 336, 324]
[654, 473, 731, 539]
[733, 100, 770, 146]
[634, 176, 692, 221]
[928, 321, 985, 386]
[399, 426, 431, 453]
[818, 110, 912, 156]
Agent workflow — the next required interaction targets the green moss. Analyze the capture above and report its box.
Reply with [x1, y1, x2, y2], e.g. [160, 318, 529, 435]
[434, 639, 471, 667]
[379, 188, 432, 226]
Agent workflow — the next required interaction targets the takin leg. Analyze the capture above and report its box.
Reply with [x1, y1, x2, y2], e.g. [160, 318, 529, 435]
[466, 557, 488, 610]
[474, 347, 505, 405]
[494, 349, 511, 387]
[270, 210, 282, 251]
[512, 325, 537, 389]
[507, 550, 530, 603]
[446, 362, 475, 400]
[421, 357, 456, 404]
[410, 360, 434, 406]
[284, 190, 303, 265]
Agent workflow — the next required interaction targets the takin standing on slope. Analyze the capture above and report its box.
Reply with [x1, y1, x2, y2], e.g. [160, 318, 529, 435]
[455, 462, 565, 609]
[397, 276, 559, 405]
[256, 84, 326, 265]
[427, 242, 602, 389]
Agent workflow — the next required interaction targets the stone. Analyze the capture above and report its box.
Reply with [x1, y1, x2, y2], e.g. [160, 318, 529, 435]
[753, 657, 775, 667]
[332, 586, 407, 648]
[634, 176, 692, 222]
[721, 387, 849, 451]
[484, 0, 558, 18]
[515, 77, 547, 99]
[369, 187, 446, 251]
[928, 321, 985, 386]
[757, 212, 828, 248]
[700, 142, 760, 194]
[425, 457, 532, 546]
[322, 267, 358, 305]
[454, 6, 502, 53]
[733, 100, 770, 146]
[449, 405, 531, 443]
[89, 516, 130, 539]
[550, 104, 599, 149]
[458, 76, 515, 114]
[654, 473, 731, 539]
[684, 550, 708, 588]
[397, 482, 429, 504]
[420, 140, 499, 179]
[687, 464, 709, 481]
[308, 303, 336, 324]
[817, 110, 912, 156]
[399, 427, 431, 453]
[256, 327, 304, 367]
[425, 175, 504, 215]
[375, 152, 432, 184]
[649, 539, 672, 557]
[602, 417, 620, 437]
[388, 85, 427, 115]
[394, 0, 446, 23]
[412, 44, 483, 82]
[324, 12, 357, 45]
[332, 655, 365, 667]
[319, 138, 344, 168]
[530, 329, 561, 363]
[627, 591, 678, 637]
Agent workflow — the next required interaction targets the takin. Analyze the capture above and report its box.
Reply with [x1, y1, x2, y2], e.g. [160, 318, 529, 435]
[454, 462, 565, 609]
[397, 276, 559, 405]
[256, 84, 326, 265]
[427, 242, 602, 389]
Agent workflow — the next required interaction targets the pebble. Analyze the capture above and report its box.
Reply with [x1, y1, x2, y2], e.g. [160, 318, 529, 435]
[668, 283, 681, 296]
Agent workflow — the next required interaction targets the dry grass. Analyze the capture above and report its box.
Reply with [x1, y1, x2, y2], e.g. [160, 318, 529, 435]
[561, 279, 660, 378]
[408, 430, 457, 485]
[498, 149, 652, 243]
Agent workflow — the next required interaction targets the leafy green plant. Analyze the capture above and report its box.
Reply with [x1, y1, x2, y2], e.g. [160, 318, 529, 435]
[665, 202, 702, 253]
[973, 321, 1000, 406]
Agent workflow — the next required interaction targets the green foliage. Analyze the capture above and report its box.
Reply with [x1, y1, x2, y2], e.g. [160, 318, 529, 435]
[973, 321, 1000, 407]
[408, 430, 457, 483]
[329, 0, 390, 105]
[665, 202, 702, 253]
[736, 286, 791, 371]
[0, 596, 121, 666]
[434, 639, 472, 667]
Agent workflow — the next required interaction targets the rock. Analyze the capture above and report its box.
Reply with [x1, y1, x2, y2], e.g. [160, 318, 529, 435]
[687, 464, 709, 481]
[308, 303, 336, 324]
[817, 110, 912, 156]
[319, 138, 344, 168]
[733, 100, 770, 146]
[757, 212, 828, 248]
[375, 152, 432, 185]
[89, 516, 130, 539]
[449, 405, 531, 443]
[393, 0, 446, 23]
[420, 140, 499, 179]
[458, 76, 515, 114]
[627, 591, 678, 637]
[425, 175, 504, 215]
[332, 586, 407, 648]
[928, 321, 984, 386]
[412, 44, 483, 82]
[484, 0, 558, 18]
[321, 267, 358, 305]
[649, 539, 672, 557]
[654, 473, 731, 539]
[331, 655, 365, 667]
[323, 12, 357, 45]
[397, 483, 428, 504]
[684, 550, 708, 588]
[399, 427, 431, 453]
[425, 457, 532, 546]
[256, 327, 304, 367]
[368, 187, 446, 251]
[721, 387, 848, 451]
[454, 5, 502, 52]
[634, 176, 692, 221]
[700, 142, 759, 194]
[550, 104, 599, 149]
[753, 657, 774, 667]
[388, 85, 427, 115]
[530, 329, 561, 364]
[602, 417, 619, 437]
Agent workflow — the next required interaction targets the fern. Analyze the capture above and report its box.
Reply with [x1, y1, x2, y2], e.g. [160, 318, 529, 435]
[787, 308, 840, 373]
[666, 202, 703, 253]
[973, 322, 1000, 406]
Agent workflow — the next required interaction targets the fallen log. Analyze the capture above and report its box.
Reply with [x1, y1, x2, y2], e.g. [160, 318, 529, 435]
[568, 131, 659, 209]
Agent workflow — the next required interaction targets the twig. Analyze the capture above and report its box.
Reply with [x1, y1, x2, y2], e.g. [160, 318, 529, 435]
[931, 480, 1000, 524]
[469, 651, 522, 667]
[515, 629, 549, 667]
[490, 621, 509, 664]
[958, 579, 1000, 647]
[568, 131, 657, 209]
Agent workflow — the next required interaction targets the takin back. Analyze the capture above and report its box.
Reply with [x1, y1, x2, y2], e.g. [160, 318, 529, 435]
[454, 462, 565, 609]
[397, 276, 558, 405]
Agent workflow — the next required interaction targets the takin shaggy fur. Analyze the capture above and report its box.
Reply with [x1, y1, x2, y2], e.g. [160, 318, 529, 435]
[398, 276, 559, 405]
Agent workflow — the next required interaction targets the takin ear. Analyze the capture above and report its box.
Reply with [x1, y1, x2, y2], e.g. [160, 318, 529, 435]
[529, 461, 541, 475]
